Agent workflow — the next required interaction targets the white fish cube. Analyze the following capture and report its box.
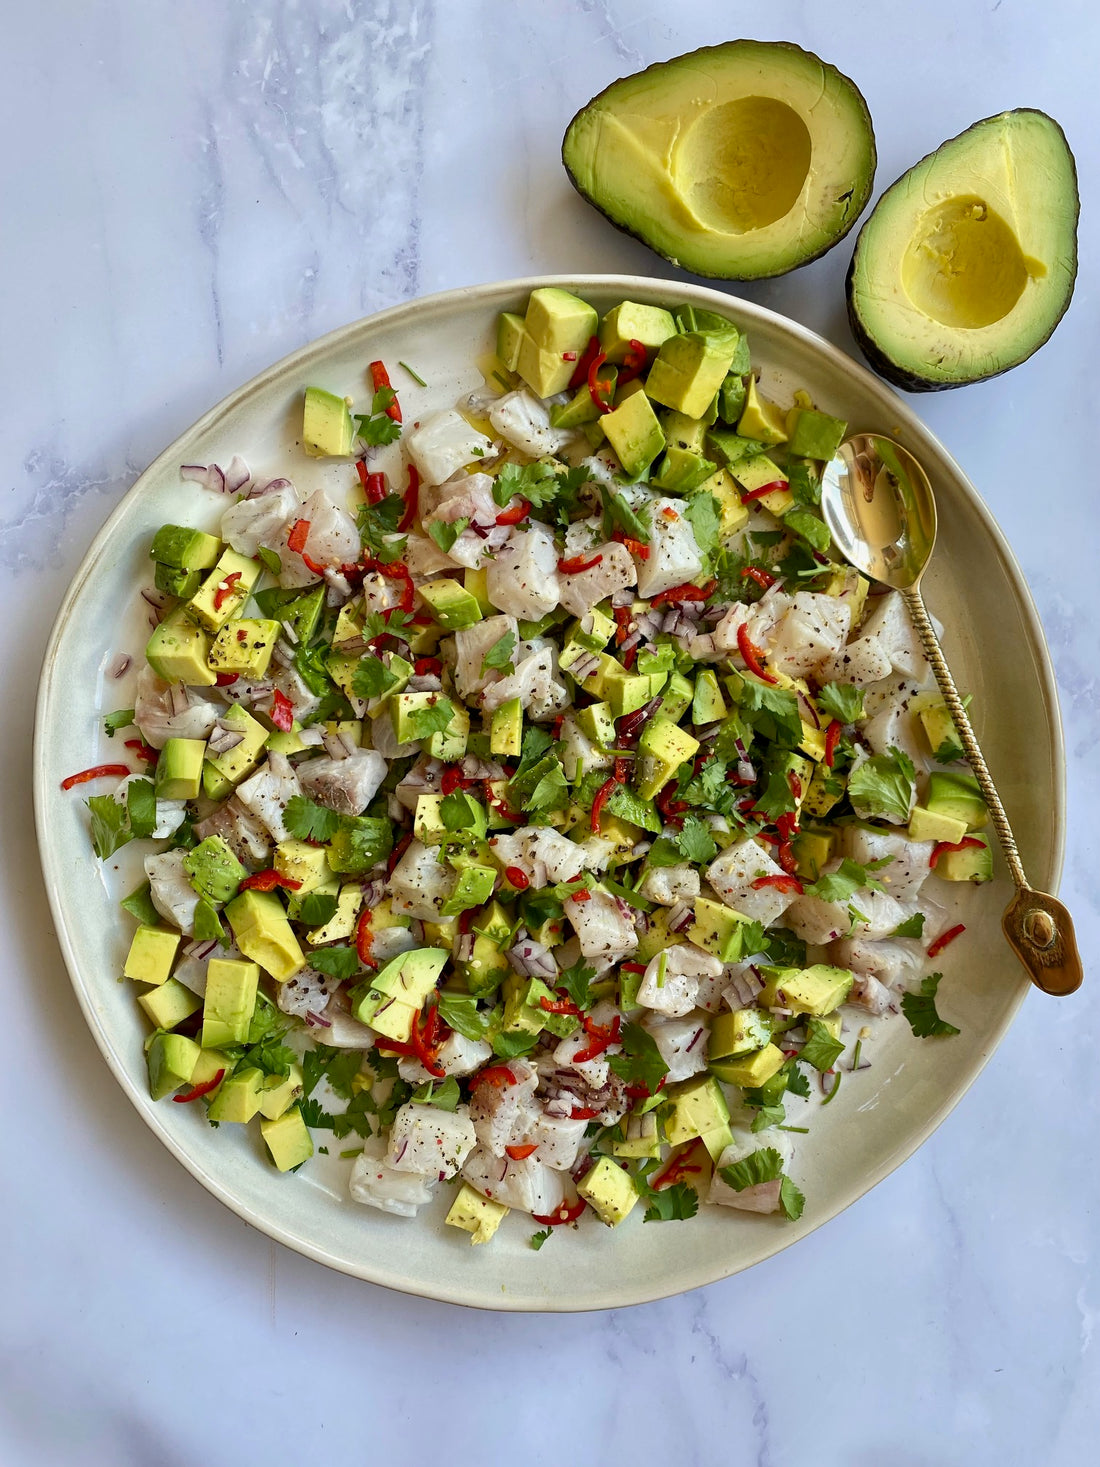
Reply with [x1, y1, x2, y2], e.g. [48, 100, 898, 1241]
[407, 410, 493, 486]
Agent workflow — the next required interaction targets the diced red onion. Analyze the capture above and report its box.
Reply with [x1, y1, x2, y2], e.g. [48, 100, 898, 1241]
[617, 696, 662, 742]
[454, 933, 475, 963]
[180, 463, 227, 494]
[406, 674, 442, 693]
[168, 683, 190, 716]
[668, 901, 694, 933]
[360, 879, 386, 906]
[335, 634, 367, 654]
[469, 521, 491, 539]
[568, 651, 600, 682]
[507, 939, 558, 981]
[223, 455, 250, 494]
[280, 619, 300, 646]
[183, 938, 219, 961]
[298, 728, 325, 747]
[247, 475, 293, 500]
[610, 587, 634, 608]
[703, 604, 729, 624]
[797, 691, 820, 729]
[108, 653, 132, 679]
[208, 724, 245, 757]
[686, 1027, 704, 1052]
[393, 1139, 409, 1164]
[305, 1010, 333, 1028]
[321, 729, 351, 759]
[619, 629, 643, 653]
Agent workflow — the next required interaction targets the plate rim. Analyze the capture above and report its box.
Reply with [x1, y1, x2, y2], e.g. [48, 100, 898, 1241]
[33, 273, 1066, 1311]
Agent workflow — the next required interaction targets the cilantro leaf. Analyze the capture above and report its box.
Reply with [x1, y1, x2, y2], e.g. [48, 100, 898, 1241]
[427, 518, 469, 553]
[529, 1227, 553, 1251]
[799, 1018, 845, 1072]
[783, 506, 831, 553]
[283, 795, 341, 843]
[436, 993, 491, 1041]
[643, 1182, 700, 1223]
[103, 709, 135, 736]
[481, 630, 516, 675]
[719, 1147, 784, 1191]
[125, 778, 157, 841]
[332, 1091, 376, 1139]
[892, 912, 926, 939]
[783, 1061, 811, 1098]
[408, 697, 456, 741]
[786, 458, 821, 507]
[806, 857, 890, 904]
[492, 460, 562, 509]
[257, 545, 282, 575]
[411, 1076, 461, 1111]
[608, 1022, 669, 1094]
[557, 958, 596, 1011]
[818, 682, 865, 724]
[87, 783, 151, 860]
[645, 836, 684, 869]
[933, 736, 965, 764]
[524, 764, 569, 816]
[299, 1096, 336, 1130]
[600, 486, 650, 544]
[900, 972, 960, 1038]
[309, 945, 361, 980]
[351, 655, 398, 700]
[513, 725, 554, 776]
[737, 680, 802, 746]
[327, 816, 393, 874]
[676, 815, 717, 865]
[751, 1103, 787, 1132]
[296, 891, 339, 927]
[753, 763, 799, 822]
[355, 396, 402, 447]
[848, 748, 916, 825]
[490, 1028, 541, 1060]
[684, 492, 722, 564]
[356, 495, 407, 559]
[779, 1175, 805, 1220]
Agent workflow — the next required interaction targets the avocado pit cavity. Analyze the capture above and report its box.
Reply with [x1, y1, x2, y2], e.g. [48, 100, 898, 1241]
[674, 97, 812, 234]
[901, 196, 1031, 330]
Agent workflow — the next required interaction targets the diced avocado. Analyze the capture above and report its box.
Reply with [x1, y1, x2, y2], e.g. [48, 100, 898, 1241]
[146, 1032, 201, 1100]
[446, 1183, 510, 1244]
[441, 865, 497, 917]
[717, 372, 747, 424]
[635, 716, 700, 800]
[737, 378, 788, 445]
[731, 453, 792, 515]
[414, 793, 450, 847]
[697, 467, 750, 537]
[645, 331, 739, 419]
[550, 381, 608, 429]
[463, 567, 495, 617]
[207, 1067, 265, 1124]
[306, 885, 363, 945]
[207, 618, 281, 679]
[417, 578, 483, 630]
[908, 805, 967, 844]
[709, 1043, 786, 1088]
[274, 840, 331, 894]
[709, 1008, 773, 1060]
[802, 763, 845, 818]
[658, 670, 693, 722]
[927, 771, 988, 830]
[302, 385, 355, 457]
[279, 584, 326, 645]
[688, 896, 757, 962]
[224, 889, 305, 982]
[575, 702, 616, 748]
[705, 428, 769, 467]
[935, 830, 994, 883]
[758, 964, 854, 1016]
[664, 1075, 733, 1160]
[822, 566, 870, 628]
[461, 930, 510, 999]
[660, 410, 709, 455]
[150, 524, 222, 571]
[182, 836, 246, 905]
[601, 389, 666, 478]
[266, 727, 306, 756]
[286, 876, 338, 922]
[123, 926, 180, 986]
[496, 311, 526, 371]
[258, 1064, 305, 1120]
[598, 300, 677, 361]
[910, 695, 960, 761]
[201, 762, 234, 802]
[186, 549, 261, 633]
[612, 1111, 662, 1159]
[792, 829, 835, 882]
[201, 957, 260, 1048]
[651, 445, 717, 495]
[145, 606, 216, 687]
[154, 563, 202, 599]
[490, 698, 522, 758]
[519, 288, 598, 398]
[577, 1155, 639, 1227]
[154, 737, 205, 801]
[356, 990, 418, 1041]
[137, 978, 202, 1031]
[189, 1048, 231, 1093]
[260, 1106, 314, 1170]
[569, 611, 615, 654]
[786, 406, 847, 462]
[205, 704, 269, 785]
[607, 671, 660, 718]
[692, 670, 727, 726]
[370, 946, 449, 1007]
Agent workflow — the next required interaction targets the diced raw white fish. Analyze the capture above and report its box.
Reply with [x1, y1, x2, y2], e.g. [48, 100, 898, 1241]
[841, 826, 933, 903]
[858, 692, 927, 771]
[422, 473, 509, 571]
[859, 591, 929, 680]
[767, 593, 851, 679]
[565, 889, 639, 962]
[561, 517, 603, 558]
[708, 1127, 794, 1214]
[133, 667, 221, 748]
[846, 971, 894, 1015]
[707, 840, 799, 926]
[350, 1137, 435, 1218]
[818, 634, 893, 687]
[573, 834, 616, 875]
[481, 640, 568, 721]
[784, 882, 908, 944]
[489, 389, 575, 457]
[359, 571, 405, 619]
[144, 849, 200, 936]
[577, 451, 620, 486]
[112, 774, 185, 839]
[270, 664, 322, 723]
[557, 714, 612, 781]
[528, 1112, 588, 1171]
[371, 925, 417, 964]
[318, 988, 379, 1048]
[638, 863, 700, 907]
[369, 709, 421, 759]
[277, 965, 341, 1019]
[297, 745, 386, 816]
[393, 756, 443, 813]
[451, 615, 517, 703]
[469, 1059, 539, 1156]
[634, 497, 704, 599]
[398, 1031, 493, 1085]
[642, 1015, 708, 1082]
[389, 839, 456, 921]
[234, 752, 302, 843]
[192, 800, 272, 867]
[558, 542, 637, 620]
[404, 533, 455, 579]
[486, 522, 561, 621]
[461, 1144, 567, 1216]
[831, 935, 922, 993]
[220, 480, 300, 557]
[638, 942, 722, 1018]
[712, 585, 792, 657]
[488, 826, 587, 888]
[551, 1028, 614, 1089]
[406, 409, 493, 486]
[387, 1102, 477, 1179]
[298, 488, 360, 570]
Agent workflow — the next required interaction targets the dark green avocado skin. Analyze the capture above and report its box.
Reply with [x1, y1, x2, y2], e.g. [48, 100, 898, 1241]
[845, 110, 1080, 393]
[561, 39, 877, 283]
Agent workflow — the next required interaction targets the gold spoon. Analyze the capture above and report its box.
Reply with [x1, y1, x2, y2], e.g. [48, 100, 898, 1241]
[821, 433, 1082, 996]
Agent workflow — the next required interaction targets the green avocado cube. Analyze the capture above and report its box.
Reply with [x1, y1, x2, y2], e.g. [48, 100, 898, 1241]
[601, 390, 665, 478]
[737, 378, 788, 445]
[224, 889, 305, 982]
[709, 1043, 786, 1089]
[441, 865, 497, 917]
[258, 1064, 305, 1122]
[651, 445, 717, 496]
[413, 793, 449, 846]
[598, 300, 677, 362]
[802, 763, 845, 819]
[429, 702, 469, 761]
[908, 806, 967, 844]
[489, 698, 522, 758]
[730, 454, 792, 516]
[187, 549, 261, 633]
[201, 957, 260, 1048]
[658, 671, 694, 723]
[280, 584, 326, 645]
[266, 727, 307, 756]
[792, 829, 836, 882]
[549, 381, 607, 429]
[607, 670, 658, 718]
[205, 704, 269, 785]
[207, 618, 281, 679]
[446, 1183, 510, 1244]
[460, 931, 510, 999]
[302, 386, 355, 457]
[305, 885, 363, 945]
[182, 836, 247, 904]
[664, 1075, 733, 1160]
[525, 287, 598, 355]
[935, 830, 993, 882]
[926, 771, 988, 831]
[417, 578, 483, 630]
[189, 1049, 231, 1094]
[145, 607, 216, 687]
[786, 407, 847, 462]
[577, 1156, 639, 1227]
[688, 896, 757, 963]
[660, 410, 709, 455]
[150, 524, 222, 571]
[155, 737, 206, 801]
[705, 428, 769, 467]
[611, 1111, 662, 1159]
[496, 310, 526, 371]
[146, 1032, 201, 1101]
[201, 762, 234, 802]
[274, 840, 331, 894]
[137, 978, 202, 1031]
[370, 946, 449, 1007]
[575, 701, 616, 749]
[154, 562, 203, 599]
[757, 964, 854, 1016]
[207, 1067, 265, 1124]
[123, 926, 180, 986]
[698, 467, 750, 537]
[260, 1106, 314, 1170]
[635, 716, 700, 800]
[708, 1008, 773, 1061]
[717, 372, 748, 425]
[692, 670, 727, 726]
[645, 330, 739, 419]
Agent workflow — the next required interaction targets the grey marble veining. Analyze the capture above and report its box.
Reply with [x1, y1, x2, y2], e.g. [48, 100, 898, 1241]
[2, 2, 1098, 1464]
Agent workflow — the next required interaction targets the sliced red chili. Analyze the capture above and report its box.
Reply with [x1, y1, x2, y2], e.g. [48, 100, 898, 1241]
[737, 623, 777, 684]
[570, 889, 592, 904]
[590, 775, 618, 834]
[539, 994, 580, 1016]
[652, 1144, 705, 1191]
[568, 1106, 600, 1121]
[504, 865, 530, 890]
[495, 498, 531, 527]
[557, 552, 604, 575]
[612, 605, 633, 647]
[215, 671, 239, 686]
[354, 907, 377, 970]
[532, 1196, 587, 1226]
[60, 763, 131, 791]
[124, 739, 158, 764]
[172, 1069, 226, 1103]
[387, 831, 412, 876]
[929, 836, 986, 869]
[751, 873, 804, 895]
[505, 1143, 539, 1160]
[287, 518, 310, 555]
[440, 766, 465, 795]
[927, 922, 966, 958]
[650, 579, 717, 608]
[617, 338, 647, 385]
[656, 780, 689, 821]
[369, 359, 402, 422]
[824, 719, 843, 768]
[612, 529, 650, 561]
[620, 962, 646, 975]
[740, 479, 789, 503]
[213, 570, 242, 612]
[586, 349, 615, 414]
[414, 656, 442, 677]
[397, 463, 420, 532]
[573, 1013, 621, 1064]
[471, 1065, 517, 1090]
[238, 869, 303, 893]
[740, 566, 777, 591]
[568, 335, 603, 391]
[270, 690, 294, 733]
[356, 461, 388, 503]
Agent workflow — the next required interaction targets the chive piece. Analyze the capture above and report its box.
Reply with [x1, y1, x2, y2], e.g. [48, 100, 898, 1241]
[399, 361, 427, 387]
[777, 1125, 810, 1133]
[821, 1071, 842, 1105]
[340, 1147, 364, 1159]
[849, 1038, 863, 1073]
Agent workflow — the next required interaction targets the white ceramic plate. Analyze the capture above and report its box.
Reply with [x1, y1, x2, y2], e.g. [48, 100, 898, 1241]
[34, 275, 1064, 1312]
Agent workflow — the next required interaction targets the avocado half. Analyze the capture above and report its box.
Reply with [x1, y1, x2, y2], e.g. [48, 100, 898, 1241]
[847, 110, 1080, 391]
[562, 39, 877, 281]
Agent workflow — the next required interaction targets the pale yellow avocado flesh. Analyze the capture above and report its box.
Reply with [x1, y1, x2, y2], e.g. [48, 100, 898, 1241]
[848, 109, 1079, 388]
[562, 40, 876, 280]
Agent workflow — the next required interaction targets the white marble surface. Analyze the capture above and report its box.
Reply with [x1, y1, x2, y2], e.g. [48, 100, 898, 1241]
[2, 2, 1097, 1462]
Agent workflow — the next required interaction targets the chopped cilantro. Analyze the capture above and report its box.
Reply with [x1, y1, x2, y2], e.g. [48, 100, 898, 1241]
[411, 1076, 461, 1111]
[408, 698, 456, 741]
[524, 764, 569, 816]
[901, 972, 960, 1038]
[427, 518, 469, 553]
[257, 546, 282, 576]
[779, 1175, 805, 1220]
[799, 1018, 845, 1072]
[720, 1147, 784, 1191]
[643, 1182, 700, 1223]
[436, 993, 490, 1041]
[529, 1227, 553, 1251]
[351, 655, 398, 700]
[817, 682, 865, 724]
[355, 389, 403, 447]
[783, 1061, 811, 1098]
[491, 460, 562, 509]
[103, 709, 135, 736]
[608, 1023, 669, 1094]
[684, 492, 722, 565]
[933, 736, 965, 764]
[557, 957, 596, 1011]
[805, 857, 891, 903]
[892, 912, 926, 939]
[786, 458, 821, 507]
[310, 945, 361, 980]
[296, 891, 339, 927]
[738, 680, 803, 746]
[283, 795, 341, 842]
[848, 748, 916, 825]
[399, 361, 427, 387]
[481, 630, 517, 675]
[355, 495, 407, 560]
[600, 486, 650, 544]
[784, 506, 831, 553]
[676, 815, 717, 865]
